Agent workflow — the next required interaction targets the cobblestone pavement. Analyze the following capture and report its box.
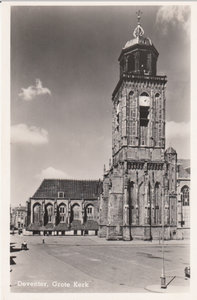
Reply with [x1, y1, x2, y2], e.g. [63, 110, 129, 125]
[10, 234, 190, 293]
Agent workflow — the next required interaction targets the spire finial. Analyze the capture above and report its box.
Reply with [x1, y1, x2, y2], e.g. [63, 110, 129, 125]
[133, 10, 144, 38]
[136, 10, 142, 25]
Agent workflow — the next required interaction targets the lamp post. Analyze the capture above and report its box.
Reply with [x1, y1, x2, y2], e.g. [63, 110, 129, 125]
[160, 174, 167, 289]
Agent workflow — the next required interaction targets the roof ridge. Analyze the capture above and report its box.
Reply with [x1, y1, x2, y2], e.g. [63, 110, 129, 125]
[33, 178, 101, 199]
[32, 179, 45, 197]
[43, 178, 100, 182]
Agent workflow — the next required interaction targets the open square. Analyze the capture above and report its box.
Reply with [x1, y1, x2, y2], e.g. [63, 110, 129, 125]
[10, 234, 190, 293]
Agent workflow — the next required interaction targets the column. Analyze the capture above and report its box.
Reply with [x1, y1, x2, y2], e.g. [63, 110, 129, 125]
[53, 200, 57, 225]
[161, 174, 166, 239]
[68, 200, 71, 226]
[136, 172, 139, 225]
[30, 202, 33, 224]
[151, 172, 155, 225]
[144, 171, 152, 240]
[144, 174, 149, 225]
[123, 178, 129, 226]
[81, 200, 85, 224]
[41, 200, 45, 226]
[123, 176, 132, 241]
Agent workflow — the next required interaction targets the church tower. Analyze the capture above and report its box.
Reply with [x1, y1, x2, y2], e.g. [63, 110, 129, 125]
[99, 12, 177, 241]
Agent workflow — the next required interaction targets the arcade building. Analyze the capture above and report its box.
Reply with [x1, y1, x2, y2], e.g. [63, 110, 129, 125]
[26, 179, 101, 236]
[26, 14, 190, 239]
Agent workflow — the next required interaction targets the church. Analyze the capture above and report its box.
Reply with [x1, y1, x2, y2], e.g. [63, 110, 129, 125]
[26, 14, 190, 239]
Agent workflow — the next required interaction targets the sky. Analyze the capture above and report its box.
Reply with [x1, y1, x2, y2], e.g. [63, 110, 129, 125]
[11, 5, 190, 207]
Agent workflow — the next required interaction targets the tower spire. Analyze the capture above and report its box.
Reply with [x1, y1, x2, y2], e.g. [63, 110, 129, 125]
[133, 10, 144, 38]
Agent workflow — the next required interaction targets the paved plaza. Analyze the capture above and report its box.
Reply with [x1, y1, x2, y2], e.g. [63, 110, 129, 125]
[10, 234, 190, 293]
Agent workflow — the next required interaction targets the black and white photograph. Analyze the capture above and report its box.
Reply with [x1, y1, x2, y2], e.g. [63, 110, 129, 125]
[1, 1, 194, 298]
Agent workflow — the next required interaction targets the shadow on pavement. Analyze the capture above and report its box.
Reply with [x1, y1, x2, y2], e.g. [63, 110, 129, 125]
[10, 246, 22, 253]
[10, 256, 16, 265]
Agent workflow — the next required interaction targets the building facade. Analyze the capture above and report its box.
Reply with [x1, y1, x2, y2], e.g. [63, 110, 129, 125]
[98, 16, 187, 241]
[177, 159, 190, 239]
[26, 15, 190, 239]
[26, 179, 101, 235]
[10, 204, 27, 230]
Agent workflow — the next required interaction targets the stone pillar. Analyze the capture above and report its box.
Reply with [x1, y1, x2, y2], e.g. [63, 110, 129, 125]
[81, 200, 85, 225]
[124, 178, 129, 226]
[144, 171, 152, 240]
[41, 200, 45, 226]
[161, 173, 166, 239]
[107, 183, 112, 226]
[177, 190, 183, 227]
[123, 177, 132, 241]
[144, 175, 149, 225]
[151, 172, 155, 225]
[106, 177, 124, 240]
[30, 202, 33, 224]
[136, 172, 139, 225]
[68, 200, 71, 226]
[53, 200, 57, 225]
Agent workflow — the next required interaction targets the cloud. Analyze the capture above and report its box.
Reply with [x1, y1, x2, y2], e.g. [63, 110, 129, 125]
[166, 121, 190, 139]
[36, 167, 69, 180]
[18, 78, 51, 101]
[11, 123, 49, 145]
[156, 6, 190, 35]
[166, 121, 190, 158]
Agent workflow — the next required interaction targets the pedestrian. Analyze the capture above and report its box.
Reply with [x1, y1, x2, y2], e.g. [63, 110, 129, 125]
[43, 238, 45, 244]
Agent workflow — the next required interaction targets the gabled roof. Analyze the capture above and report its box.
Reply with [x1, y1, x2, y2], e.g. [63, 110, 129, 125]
[32, 179, 101, 199]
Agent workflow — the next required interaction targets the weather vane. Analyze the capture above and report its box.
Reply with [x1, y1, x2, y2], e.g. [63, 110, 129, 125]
[136, 10, 143, 25]
[133, 10, 144, 38]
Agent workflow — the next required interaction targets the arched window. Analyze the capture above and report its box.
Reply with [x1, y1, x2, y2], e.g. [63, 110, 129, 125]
[33, 204, 41, 224]
[129, 91, 134, 96]
[155, 93, 162, 146]
[139, 92, 150, 146]
[46, 204, 53, 223]
[86, 205, 94, 220]
[140, 92, 149, 97]
[155, 93, 160, 98]
[59, 204, 66, 223]
[140, 52, 149, 74]
[128, 55, 135, 72]
[181, 186, 189, 206]
[72, 204, 80, 221]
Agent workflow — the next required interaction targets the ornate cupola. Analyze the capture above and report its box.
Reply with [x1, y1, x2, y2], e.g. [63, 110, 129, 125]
[119, 11, 159, 77]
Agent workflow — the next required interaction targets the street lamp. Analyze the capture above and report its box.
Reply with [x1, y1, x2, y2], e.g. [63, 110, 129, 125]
[160, 174, 167, 289]
[160, 232, 166, 288]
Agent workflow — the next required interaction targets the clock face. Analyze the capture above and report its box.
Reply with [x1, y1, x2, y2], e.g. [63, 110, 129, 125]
[139, 96, 150, 106]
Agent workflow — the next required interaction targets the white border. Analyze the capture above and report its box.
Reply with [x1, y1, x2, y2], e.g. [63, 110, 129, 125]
[1, 2, 197, 300]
